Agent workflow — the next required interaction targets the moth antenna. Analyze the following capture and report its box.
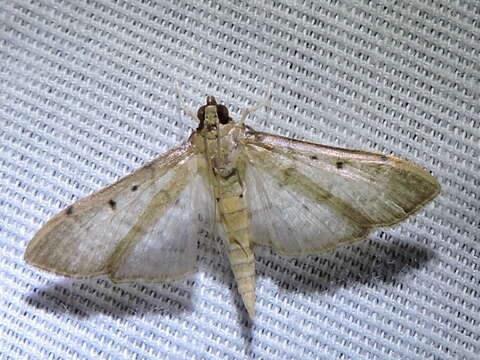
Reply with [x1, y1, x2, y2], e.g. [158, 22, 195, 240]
[175, 81, 199, 123]
[239, 88, 272, 126]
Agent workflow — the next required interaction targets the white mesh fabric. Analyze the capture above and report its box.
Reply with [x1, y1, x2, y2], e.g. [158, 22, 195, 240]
[1, 0, 479, 359]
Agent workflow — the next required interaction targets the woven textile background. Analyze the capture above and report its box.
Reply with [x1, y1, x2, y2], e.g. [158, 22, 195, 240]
[1, 0, 479, 359]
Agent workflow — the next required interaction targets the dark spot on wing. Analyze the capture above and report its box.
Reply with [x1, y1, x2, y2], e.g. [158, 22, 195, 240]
[108, 199, 117, 210]
[336, 161, 344, 169]
[309, 155, 318, 160]
[175, 199, 180, 206]
[66, 206, 74, 215]
[216, 197, 220, 202]
[380, 155, 388, 162]
[302, 204, 310, 212]
[131, 185, 138, 191]
[239, 194, 243, 198]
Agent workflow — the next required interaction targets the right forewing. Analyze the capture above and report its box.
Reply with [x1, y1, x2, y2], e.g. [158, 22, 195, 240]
[243, 129, 440, 255]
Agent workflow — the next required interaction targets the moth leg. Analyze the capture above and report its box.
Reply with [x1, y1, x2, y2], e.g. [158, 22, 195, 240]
[239, 88, 272, 126]
[175, 81, 199, 123]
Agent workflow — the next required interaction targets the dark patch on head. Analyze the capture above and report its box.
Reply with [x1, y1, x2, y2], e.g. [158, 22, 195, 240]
[131, 185, 138, 191]
[66, 206, 74, 215]
[206, 96, 217, 106]
[108, 199, 117, 210]
[336, 161, 344, 169]
[310, 155, 318, 160]
[216, 197, 220, 202]
[196, 96, 232, 131]
[239, 193, 243, 198]
[216, 104, 230, 125]
[196, 106, 205, 130]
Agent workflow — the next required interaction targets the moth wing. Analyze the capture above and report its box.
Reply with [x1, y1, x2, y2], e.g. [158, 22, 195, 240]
[243, 129, 440, 255]
[25, 143, 215, 282]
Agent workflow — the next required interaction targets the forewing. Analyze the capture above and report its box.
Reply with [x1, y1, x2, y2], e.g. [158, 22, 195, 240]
[25, 143, 214, 281]
[112, 170, 214, 282]
[243, 129, 440, 255]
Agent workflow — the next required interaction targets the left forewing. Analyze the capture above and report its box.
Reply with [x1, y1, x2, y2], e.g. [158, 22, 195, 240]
[243, 129, 440, 255]
[25, 144, 215, 282]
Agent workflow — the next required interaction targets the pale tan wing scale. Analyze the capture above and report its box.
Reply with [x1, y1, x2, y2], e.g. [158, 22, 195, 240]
[243, 128, 440, 255]
[25, 144, 215, 282]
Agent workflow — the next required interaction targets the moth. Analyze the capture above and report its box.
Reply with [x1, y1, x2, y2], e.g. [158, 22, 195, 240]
[25, 94, 440, 319]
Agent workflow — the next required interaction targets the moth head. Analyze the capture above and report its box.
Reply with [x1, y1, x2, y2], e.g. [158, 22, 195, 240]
[196, 96, 231, 131]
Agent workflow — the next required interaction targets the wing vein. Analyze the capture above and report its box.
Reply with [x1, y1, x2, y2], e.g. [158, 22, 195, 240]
[105, 164, 192, 272]
[246, 146, 372, 226]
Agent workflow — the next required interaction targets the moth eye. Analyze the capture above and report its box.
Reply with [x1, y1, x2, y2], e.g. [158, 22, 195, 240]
[197, 106, 205, 122]
[217, 105, 230, 124]
[196, 106, 205, 130]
